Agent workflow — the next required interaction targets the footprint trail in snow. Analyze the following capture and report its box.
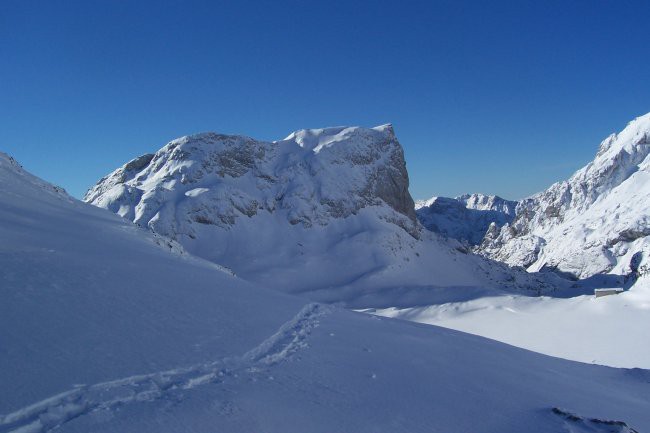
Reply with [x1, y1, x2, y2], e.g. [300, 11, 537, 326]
[0, 303, 331, 433]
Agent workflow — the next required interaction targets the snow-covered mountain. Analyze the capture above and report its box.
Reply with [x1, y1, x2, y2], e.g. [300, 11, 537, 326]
[85, 125, 418, 237]
[416, 193, 516, 245]
[415, 113, 650, 284]
[3, 151, 650, 432]
[85, 125, 550, 305]
[477, 113, 650, 281]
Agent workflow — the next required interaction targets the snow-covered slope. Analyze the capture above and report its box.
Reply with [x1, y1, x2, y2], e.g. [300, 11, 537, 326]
[85, 126, 550, 305]
[2, 152, 650, 432]
[372, 277, 650, 368]
[478, 113, 650, 280]
[416, 193, 516, 245]
[0, 152, 305, 412]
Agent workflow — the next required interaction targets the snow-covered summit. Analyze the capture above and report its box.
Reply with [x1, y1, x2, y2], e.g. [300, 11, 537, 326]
[282, 123, 395, 152]
[458, 193, 517, 214]
[85, 125, 417, 234]
[478, 112, 650, 280]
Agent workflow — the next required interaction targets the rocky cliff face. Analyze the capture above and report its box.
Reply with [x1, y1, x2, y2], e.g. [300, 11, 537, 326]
[416, 194, 516, 245]
[478, 113, 650, 280]
[85, 125, 418, 239]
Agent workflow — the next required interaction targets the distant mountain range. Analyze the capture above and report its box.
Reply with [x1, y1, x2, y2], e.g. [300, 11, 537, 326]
[416, 193, 517, 245]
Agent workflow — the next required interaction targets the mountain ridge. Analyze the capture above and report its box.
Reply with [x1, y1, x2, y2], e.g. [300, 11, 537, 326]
[416, 113, 650, 284]
[479, 112, 650, 280]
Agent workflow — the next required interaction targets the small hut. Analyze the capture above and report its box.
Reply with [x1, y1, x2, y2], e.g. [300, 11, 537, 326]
[594, 288, 624, 298]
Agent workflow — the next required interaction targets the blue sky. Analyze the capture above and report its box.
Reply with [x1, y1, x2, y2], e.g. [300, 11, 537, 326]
[2, 0, 649, 200]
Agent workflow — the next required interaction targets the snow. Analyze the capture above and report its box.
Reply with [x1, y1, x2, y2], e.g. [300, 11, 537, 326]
[0, 152, 305, 412]
[184, 187, 210, 197]
[372, 285, 650, 368]
[2, 152, 650, 431]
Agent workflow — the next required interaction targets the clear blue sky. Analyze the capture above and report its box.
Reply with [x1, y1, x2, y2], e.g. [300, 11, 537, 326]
[2, 0, 649, 200]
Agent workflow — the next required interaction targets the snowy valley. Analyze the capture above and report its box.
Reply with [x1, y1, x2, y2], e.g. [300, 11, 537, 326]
[2, 145, 650, 432]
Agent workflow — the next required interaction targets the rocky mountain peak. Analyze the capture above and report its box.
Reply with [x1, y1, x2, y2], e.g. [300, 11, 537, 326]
[85, 125, 418, 240]
[475, 112, 650, 280]
[457, 193, 517, 214]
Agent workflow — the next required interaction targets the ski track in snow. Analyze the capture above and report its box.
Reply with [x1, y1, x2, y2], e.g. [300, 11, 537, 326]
[0, 303, 331, 433]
